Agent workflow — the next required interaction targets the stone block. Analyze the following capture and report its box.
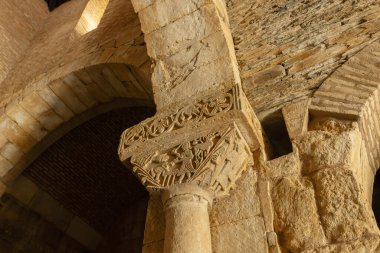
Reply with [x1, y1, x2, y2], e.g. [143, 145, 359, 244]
[0, 133, 7, 148]
[5, 103, 47, 141]
[38, 86, 75, 121]
[153, 57, 238, 109]
[6, 176, 38, 205]
[282, 99, 309, 140]
[0, 156, 13, 179]
[130, 0, 154, 12]
[151, 30, 237, 97]
[262, 151, 301, 179]
[312, 168, 378, 243]
[20, 92, 64, 131]
[145, 4, 223, 59]
[295, 127, 361, 174]
[75, 69, 112, 102]
[101, 66, 130, 97]
[48, 79, 87, 114]
[211, 168, 261, 226]
[271, 176, 327, 252]
[63, 73, 98, 107]
[211, 216, 268, 253]
[0, 115, 36, 152]
[250, 65, 286, 85]
[0, 142, 23, 164]
[139, 0, 212, 34]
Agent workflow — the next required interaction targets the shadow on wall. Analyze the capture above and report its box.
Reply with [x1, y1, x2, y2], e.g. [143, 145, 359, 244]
[261, 111, 293, 160]
[373, 169, 380, 226]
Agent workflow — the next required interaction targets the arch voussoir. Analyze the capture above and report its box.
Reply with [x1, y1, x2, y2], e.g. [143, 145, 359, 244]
[310, 39, 380, 170]
[0, 63, 153, 185]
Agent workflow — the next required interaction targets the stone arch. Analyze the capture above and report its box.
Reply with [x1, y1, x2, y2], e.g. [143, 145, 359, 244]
[0, 62, 154, 186]
[310, 39, 380, 170]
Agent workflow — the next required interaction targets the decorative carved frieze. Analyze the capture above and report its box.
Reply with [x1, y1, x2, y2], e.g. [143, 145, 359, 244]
[128, 124, 252, 196]
[119, 84, 263, 155]
[118, 84, 262, 196]
[120, 85, 238, 149]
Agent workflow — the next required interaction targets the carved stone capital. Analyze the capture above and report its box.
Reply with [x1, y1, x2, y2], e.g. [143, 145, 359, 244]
[118, 84, 262, 197]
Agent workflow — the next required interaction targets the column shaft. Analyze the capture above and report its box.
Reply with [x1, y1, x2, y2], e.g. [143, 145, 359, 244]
[162, 185, 212, 253]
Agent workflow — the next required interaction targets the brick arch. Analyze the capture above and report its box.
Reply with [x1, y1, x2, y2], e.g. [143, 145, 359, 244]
[310, 39, 380, 170]
[0, 62, 154, 185]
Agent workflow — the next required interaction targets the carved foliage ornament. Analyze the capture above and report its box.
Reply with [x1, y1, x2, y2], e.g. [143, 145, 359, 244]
[129, 125, 252, 195]
[119, 85, 243, 152]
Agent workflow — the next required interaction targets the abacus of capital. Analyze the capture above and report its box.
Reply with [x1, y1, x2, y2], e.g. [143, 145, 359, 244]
[118, 84, 263, 253]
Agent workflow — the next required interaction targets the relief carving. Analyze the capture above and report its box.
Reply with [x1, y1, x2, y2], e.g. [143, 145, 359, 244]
[119, 85, 242, 151]
[128, 124, 252, 196]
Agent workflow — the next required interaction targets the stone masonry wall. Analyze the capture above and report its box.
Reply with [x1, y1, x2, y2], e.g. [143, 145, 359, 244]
[0, 0, 150, 107]
[0, 193, 90, 253]
[263, 117, 380, 252]
[227, 0, 380, 118]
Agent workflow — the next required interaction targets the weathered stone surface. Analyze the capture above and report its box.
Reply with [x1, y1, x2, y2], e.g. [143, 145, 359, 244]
[211, 216, 268, 253]
[143, 194, 165, 245]
[295, 127, 361, 174]
[282, 99, 309, 140]
[301, 236, 380, 253]
[227, 0, 380, 116]
[261, 151, 301, 179]
[210, 168, 261, 226]
[312, 168, 378, 243]
[271, 176, 327, 252]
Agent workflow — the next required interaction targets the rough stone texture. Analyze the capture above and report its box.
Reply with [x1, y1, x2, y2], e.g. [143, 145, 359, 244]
[226, 0, 380, 117]
[1, 0, 380, 253]
[211, 216, 268, 253]
[133, 0, 240, 109]
[312, 168, 378, 243]
[282, 99, 309, 140]
[266, 118, 380, 252]
[310, 39, 380, 170]
[271, 176, 327, 252]
[211, 168, 269, 253]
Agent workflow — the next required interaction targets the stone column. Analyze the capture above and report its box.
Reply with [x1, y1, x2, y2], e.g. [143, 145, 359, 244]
[118, 85, 263, 252]
[162, 184, 213, 253]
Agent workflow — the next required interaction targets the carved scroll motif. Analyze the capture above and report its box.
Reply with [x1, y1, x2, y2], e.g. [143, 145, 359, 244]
[129, 125, 252, 195]
[119, 86, 242, 152]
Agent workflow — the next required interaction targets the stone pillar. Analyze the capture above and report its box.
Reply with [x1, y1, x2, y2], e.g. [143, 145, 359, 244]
[162, 184, 213, 253]
[118, 76, 263, 253]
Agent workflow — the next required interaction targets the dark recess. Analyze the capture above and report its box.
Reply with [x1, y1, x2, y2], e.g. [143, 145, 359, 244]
[24, 106, 155, 234]
[373, 169, 380, 226]
[45, 0, 70, 11]
[262, 114, 293, 159]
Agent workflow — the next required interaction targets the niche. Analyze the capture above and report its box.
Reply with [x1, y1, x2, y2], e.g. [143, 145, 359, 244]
[261, 112, 293, 159]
